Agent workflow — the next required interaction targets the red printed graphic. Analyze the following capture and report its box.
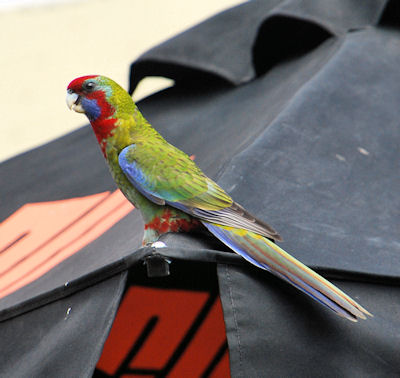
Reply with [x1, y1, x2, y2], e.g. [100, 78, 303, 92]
[97, 286, 230, 377]
[0, 190, 134, 299]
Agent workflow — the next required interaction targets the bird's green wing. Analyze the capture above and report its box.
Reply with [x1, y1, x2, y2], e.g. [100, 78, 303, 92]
[118, 141, 232, 209]
[118, 142, 281, 240]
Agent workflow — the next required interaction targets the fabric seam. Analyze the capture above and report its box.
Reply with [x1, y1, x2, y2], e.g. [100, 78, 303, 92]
[225, 264, 243, 375]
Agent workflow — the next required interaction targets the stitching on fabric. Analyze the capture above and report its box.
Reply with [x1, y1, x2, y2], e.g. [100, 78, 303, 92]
[226, 264, 243, 375]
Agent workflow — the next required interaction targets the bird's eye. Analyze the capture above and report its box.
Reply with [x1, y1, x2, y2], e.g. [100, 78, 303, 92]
[83, 81, 96, 92]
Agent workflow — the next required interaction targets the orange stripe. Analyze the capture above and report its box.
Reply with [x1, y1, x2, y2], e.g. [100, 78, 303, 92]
[0, 192, 112, 277]
[0, 190, 134, 299]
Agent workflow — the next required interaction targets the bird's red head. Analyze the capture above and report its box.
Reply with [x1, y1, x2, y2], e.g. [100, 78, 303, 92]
[67, 75, 119, 156]
[67, 75, 98, 93]
[66, 75, 116, 121]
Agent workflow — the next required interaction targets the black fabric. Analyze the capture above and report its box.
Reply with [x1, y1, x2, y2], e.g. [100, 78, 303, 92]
[1, 0, 400, 376]
[0, 272, 126, 377]
[218, 264, 400, 377]
[218, 27, 400, 277]
[129, 0, 387, 89]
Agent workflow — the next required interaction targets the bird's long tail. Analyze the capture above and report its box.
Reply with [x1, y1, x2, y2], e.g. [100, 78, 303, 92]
[203, 222, 372, 321]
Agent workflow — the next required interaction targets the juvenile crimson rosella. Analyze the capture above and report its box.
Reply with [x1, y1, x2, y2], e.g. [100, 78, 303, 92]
[66, 75, 371, 321]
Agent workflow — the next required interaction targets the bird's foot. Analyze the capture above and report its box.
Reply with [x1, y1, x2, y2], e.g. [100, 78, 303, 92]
[150, 241, 167, 249]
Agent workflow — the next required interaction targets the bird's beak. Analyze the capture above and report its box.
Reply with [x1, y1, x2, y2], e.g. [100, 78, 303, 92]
[66, 90, 84, 113]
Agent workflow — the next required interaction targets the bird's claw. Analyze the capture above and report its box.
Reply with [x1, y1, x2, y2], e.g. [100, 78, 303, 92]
[151, 241, 167, 249]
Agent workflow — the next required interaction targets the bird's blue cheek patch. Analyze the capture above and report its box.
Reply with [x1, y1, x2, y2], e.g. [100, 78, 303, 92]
[81, 98, 101, 120]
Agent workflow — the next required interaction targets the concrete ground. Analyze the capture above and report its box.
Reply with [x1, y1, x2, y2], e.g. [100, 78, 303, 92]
[0, 0, 243, 162]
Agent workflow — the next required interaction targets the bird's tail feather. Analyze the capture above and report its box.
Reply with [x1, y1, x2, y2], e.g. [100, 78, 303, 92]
[203, 222, 372, 321]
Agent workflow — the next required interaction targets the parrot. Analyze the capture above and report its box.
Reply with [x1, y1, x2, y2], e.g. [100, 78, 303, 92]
[66, 75, 371, 322]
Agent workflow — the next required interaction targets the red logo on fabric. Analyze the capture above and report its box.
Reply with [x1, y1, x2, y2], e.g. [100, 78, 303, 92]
[0, 190, 133, 298]
[97, 286, 230, 377]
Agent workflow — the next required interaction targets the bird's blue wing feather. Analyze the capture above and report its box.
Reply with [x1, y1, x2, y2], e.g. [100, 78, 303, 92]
[118, 145, 166, 205]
